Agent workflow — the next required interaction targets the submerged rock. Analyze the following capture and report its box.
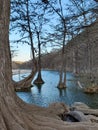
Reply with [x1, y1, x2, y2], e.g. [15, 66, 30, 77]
[84, 86, 98, 94]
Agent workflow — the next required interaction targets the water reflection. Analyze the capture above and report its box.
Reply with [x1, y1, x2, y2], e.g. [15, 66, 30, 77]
[14, 70, 98, 108]
[58, 88, 66, 97]
[34, 84, 43, 93]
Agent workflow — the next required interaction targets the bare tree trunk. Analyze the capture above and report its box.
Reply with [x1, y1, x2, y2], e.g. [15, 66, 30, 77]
[58, 20, 66, 89]
[73, 48, 79, 75]
[34, 31, 44, 84]
[58, 51, 66, 88]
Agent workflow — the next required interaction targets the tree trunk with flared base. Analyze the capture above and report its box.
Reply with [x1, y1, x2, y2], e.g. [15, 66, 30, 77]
[33, 71, 44, 84]
[14, 69, 37, 91]
[58, 49, 66, 89]
[33, 31, 44, 85]
[58, 20, 67, 89]
[58, 72, 66, 89]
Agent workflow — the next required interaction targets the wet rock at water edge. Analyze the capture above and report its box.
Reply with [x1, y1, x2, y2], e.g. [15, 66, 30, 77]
[63, 110, 88, 122]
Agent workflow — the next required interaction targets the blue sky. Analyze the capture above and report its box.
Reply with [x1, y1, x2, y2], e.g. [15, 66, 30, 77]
[12, 44, 31, 62]
[10, 31, 31, 62]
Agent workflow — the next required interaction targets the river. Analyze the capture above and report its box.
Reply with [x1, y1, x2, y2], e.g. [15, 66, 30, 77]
[13, 70, 98, 108]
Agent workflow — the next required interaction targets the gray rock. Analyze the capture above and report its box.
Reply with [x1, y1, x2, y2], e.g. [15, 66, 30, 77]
[64, 110, 88, 122]
[72, 102, 90, 109]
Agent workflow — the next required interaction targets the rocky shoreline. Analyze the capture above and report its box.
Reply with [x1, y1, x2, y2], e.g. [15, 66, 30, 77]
[84, 86, 98, 94]
[49, 102, 98, 123]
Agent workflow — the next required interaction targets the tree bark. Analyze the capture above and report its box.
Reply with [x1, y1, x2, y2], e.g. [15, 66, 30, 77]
[58, 20, 66, 89]
[14, 69, 37, 91]
[34, 31, 44, 84]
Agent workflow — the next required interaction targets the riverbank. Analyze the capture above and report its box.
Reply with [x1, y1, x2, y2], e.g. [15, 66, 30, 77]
[12, 69, 32, 75]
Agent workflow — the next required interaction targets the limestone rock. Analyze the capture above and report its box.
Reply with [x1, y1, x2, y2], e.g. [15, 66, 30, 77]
[64, 110, 88, 122]
[84, 86, 98, 94]
[71, 102, 90, 110]
[86, 115, 98, 123]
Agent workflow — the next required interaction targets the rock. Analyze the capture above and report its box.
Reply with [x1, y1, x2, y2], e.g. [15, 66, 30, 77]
[84, 86, 98, 94]
[63, 110, 88, 122]
[71, 102, 98, 117]
[86, 115, 98, 123]
[71, 102, 90, 110]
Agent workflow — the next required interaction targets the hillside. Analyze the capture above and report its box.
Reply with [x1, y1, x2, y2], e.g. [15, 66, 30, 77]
[12, 61, 22, 69]
[66, 19, 98, 74]
[42, 20, 98, 73]
[12, 61, 32, 69]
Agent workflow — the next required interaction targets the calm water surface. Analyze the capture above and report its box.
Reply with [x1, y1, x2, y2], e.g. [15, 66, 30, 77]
[13, 70, 98, 108]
